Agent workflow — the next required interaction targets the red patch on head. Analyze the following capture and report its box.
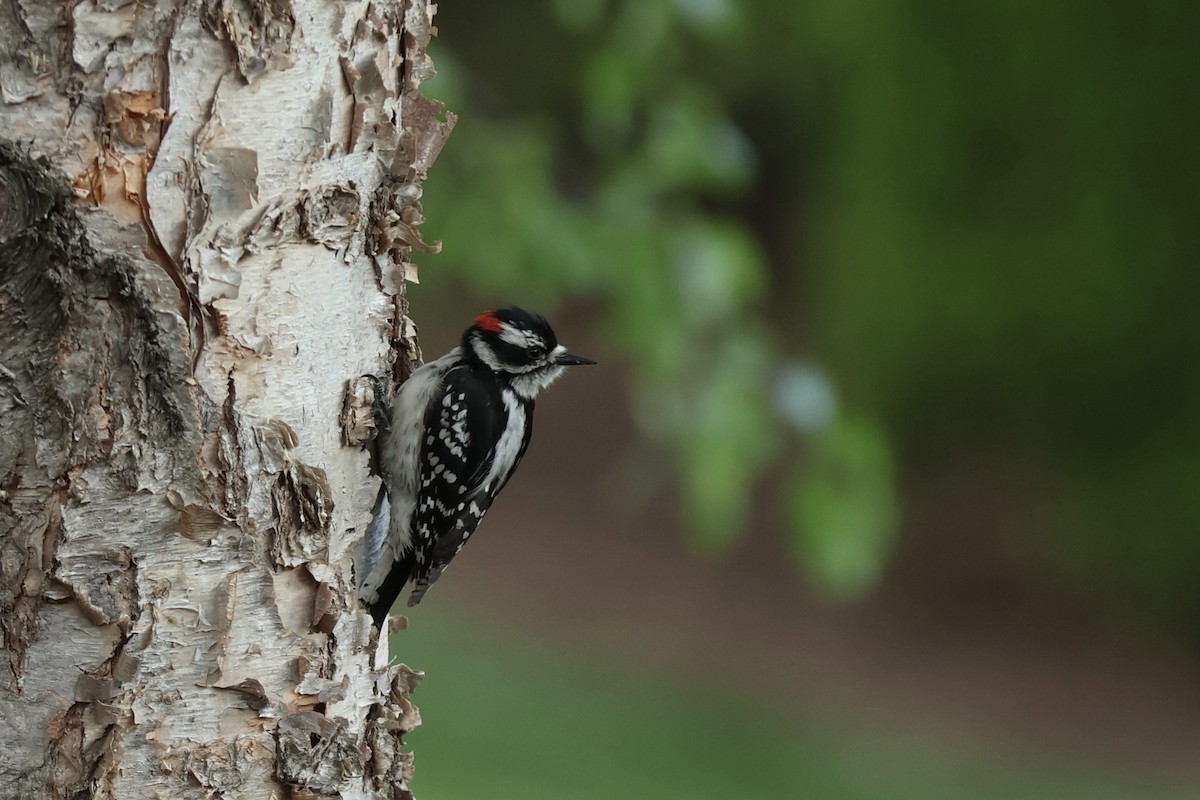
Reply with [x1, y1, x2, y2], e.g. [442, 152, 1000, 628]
[473, 311, 504, 333]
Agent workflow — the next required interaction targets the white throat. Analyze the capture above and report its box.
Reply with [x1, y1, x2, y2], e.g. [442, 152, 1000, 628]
[509, 365, 565, 399]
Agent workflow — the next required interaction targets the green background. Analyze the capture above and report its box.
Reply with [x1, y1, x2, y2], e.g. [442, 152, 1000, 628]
[392, 0, 1200, 796]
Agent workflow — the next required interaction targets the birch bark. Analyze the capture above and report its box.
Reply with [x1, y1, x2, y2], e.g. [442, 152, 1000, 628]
[0, 1, 453, 796]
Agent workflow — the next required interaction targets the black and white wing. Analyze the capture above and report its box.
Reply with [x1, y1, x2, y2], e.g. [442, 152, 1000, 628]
[406, 365, 531, 606]
[360, 351, 457, 625]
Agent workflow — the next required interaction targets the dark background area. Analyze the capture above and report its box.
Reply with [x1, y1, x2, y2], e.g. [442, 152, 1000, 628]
[393, 1, 1200, 796]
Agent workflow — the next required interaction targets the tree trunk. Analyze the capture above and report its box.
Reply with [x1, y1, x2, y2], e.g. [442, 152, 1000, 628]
[0, 1, 453, 797]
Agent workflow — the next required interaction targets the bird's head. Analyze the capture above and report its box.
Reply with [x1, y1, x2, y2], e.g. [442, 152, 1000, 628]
[464, 307, 596, 397]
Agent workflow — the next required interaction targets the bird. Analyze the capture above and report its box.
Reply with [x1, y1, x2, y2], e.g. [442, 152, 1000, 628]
[358, 306, 596, 625]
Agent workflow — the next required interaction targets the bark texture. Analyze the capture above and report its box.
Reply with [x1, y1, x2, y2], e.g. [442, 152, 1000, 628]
[0, 1, 453, 797]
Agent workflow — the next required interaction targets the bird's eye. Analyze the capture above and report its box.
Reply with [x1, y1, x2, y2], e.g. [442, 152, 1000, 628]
[528, 345, 546, 360]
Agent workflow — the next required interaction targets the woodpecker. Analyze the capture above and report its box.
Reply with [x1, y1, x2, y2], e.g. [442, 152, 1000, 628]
[359, 307, 596, 625]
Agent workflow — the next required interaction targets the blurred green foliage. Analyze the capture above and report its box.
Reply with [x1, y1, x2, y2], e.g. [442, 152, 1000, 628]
[780, 0, 1200, 624]
[789, 415, 899, 598]
[398, 610, 1195, 800]
[420, 0, 896, 593]
[418, 0, 1200, 625]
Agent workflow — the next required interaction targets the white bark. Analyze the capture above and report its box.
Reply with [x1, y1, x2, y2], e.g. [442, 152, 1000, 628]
[0, 1, 453, 797]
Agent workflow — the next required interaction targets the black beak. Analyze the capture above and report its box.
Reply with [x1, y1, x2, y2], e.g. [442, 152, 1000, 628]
[555, 352, 597, 366]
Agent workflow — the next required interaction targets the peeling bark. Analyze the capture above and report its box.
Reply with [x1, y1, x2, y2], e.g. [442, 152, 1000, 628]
[0, 1, 454, 797]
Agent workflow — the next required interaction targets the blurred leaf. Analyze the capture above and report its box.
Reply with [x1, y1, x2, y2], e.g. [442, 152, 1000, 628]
[643, 90, 757, 190]
[678, 331, 776, 551]
[788, 414, 899, 598]
[672, 219, 764, 323]
[582, 47, 641, 144]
